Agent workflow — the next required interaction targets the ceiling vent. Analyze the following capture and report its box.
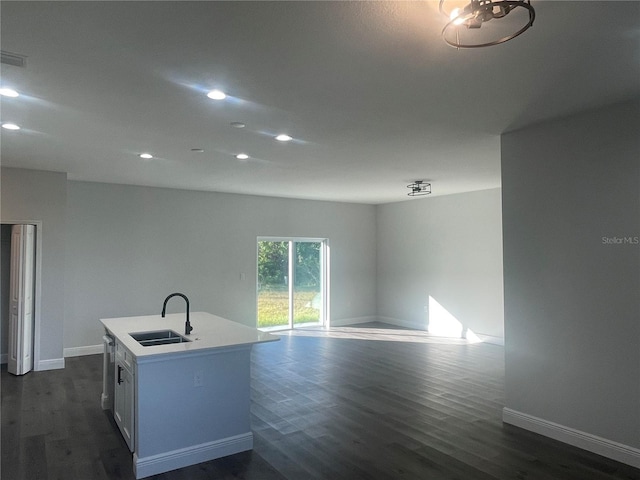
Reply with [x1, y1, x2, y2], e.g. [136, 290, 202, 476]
[1, 50, 27, 68]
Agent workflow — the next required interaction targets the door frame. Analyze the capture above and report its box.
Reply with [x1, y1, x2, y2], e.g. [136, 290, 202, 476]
[2, 220, 42, 371]
[256, 237, 329, 330]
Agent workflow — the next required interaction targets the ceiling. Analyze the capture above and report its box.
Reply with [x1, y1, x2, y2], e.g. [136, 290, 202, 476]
[1, 1, 638, 204]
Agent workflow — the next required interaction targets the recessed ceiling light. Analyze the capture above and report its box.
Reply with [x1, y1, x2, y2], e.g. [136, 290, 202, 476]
[235, 153, 249, 160]
[1, 123, 20, 130]
[139, 153, 153, 159]
[230, 122, 246, 128]
[206, 90, 226, 100]
[0, 88, 19, 98]
[275, 134, 292, 142]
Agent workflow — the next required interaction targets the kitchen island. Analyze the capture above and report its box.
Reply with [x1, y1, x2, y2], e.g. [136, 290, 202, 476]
[100, 312, 278, 479]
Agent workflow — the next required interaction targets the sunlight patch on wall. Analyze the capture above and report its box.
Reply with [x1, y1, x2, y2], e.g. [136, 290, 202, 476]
[428, 296, 481, 343]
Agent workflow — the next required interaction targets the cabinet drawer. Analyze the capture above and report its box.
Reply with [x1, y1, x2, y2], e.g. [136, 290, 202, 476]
[115, 341, 134, 370]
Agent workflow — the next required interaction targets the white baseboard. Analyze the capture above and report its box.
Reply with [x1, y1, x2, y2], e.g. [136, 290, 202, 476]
[64, 344, 102, 357]
[133, 432, 253, 479]
[36, 357, 65, 371]
[378, 316, 428, 330]
[503, 408, 640, 469]
[476, 334, 504, 346]
[330, 316, 378, 327]
[378, 316, 505, 345]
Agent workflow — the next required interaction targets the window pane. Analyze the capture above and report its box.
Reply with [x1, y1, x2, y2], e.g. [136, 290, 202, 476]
[257, 241, 289, 329]
[293, 242, 321, 326]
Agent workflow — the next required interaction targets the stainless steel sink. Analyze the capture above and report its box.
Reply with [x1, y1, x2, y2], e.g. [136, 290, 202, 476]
[130, 330, 192, 347]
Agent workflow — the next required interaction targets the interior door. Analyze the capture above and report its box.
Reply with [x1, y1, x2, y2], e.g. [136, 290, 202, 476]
[8, 224, 35, 376]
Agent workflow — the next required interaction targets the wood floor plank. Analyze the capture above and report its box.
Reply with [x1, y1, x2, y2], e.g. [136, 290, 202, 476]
[2, 322, 639, 480]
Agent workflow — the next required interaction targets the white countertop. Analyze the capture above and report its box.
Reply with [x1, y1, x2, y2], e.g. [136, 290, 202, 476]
[101, 312, 278, 360]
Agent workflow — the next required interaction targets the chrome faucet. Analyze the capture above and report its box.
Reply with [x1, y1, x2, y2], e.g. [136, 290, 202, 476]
[161, 293, 193, 335]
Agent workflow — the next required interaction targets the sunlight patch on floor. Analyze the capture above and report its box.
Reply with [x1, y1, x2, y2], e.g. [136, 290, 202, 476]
[275, 296, 485, 345]
[276, 325, 477, 345]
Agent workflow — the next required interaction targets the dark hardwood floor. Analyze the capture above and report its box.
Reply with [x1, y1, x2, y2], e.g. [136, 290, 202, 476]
[2, 323, 639, 480]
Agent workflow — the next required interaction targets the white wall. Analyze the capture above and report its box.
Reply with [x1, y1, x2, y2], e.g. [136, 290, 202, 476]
[376, 188, 504, 340]
[501, 100, 640, 456]
[0, 168, 67, 367]
[65, 181, 377, 349]
[2, 168, 502, 356]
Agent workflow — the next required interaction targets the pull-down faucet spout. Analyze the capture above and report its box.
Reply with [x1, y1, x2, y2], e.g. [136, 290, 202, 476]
[161, 293, 193, 335]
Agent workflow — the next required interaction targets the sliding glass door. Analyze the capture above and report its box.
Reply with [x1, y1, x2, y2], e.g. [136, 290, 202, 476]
[257, 238, 326, 330]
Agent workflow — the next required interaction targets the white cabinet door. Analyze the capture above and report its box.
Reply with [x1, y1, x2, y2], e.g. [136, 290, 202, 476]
[114, 344, 135, 452]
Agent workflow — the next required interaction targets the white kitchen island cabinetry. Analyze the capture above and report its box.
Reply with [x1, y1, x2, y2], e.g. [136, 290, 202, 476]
[113, 340, 135, 451]
[101, 312, 278, 479]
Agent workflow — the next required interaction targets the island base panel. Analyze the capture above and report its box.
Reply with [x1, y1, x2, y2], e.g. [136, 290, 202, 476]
[133, 432, 253, 479]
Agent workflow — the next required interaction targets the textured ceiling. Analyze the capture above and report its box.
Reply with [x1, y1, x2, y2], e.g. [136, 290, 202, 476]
[1, 1, 638, 204]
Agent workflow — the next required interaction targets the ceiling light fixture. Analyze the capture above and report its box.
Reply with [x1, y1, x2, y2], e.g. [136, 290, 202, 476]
[235, 153, 249, 160]
[0, 88, 19, 97]
[275, 134, 292, 142]
[139, 153, 153, 159]
[1, 123, 20, 131]
[440, 0, 535, 48]
[407, 180, 432, 197]
[206, 89, 226, 100]
[230, 122, 246, 128]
